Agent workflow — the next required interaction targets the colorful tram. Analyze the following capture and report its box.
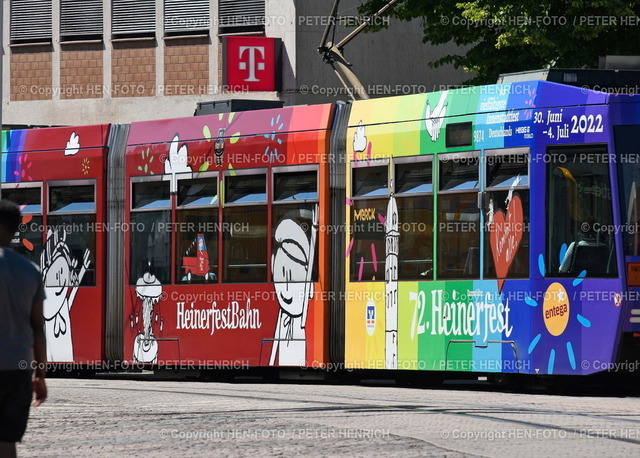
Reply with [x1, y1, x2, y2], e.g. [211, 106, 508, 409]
[3, 80, 640, 378]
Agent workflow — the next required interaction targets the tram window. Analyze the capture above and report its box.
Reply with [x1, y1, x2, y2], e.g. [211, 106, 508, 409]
[3, 187, 42, 214]
[225, 174, 266, 204]
[50, 185, 95, 212]
[272, 168, 319, 283]
[2, 186, 43, 265]
[484, 153, 529, 279]
[350, 199, 387, 281]
[46, 214, 97, 286]
[223, 171, 267, 283]
[439, 156, 479, 191]
[47, 183, 97, 287]
[132, 181, 170, 210]
[615, 125, 640, 256]
[130, 179, 171, 284]
[223, 206, 267, 282]
[438, 154, 480, 279]
[395, 161, 434, 280]
[130, 211, 171, 285]
[486, 154, 529, 188]
[177, 177, 218, 207]
[353, 166, 388, 197]
[274, 171, 317, 201]
[176, 175, 218, 284]
[546, 146, 617, 277]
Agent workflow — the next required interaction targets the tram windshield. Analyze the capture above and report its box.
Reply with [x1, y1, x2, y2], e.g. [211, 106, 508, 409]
[615, 126, 640, 257]
[546, 145, 616, 277]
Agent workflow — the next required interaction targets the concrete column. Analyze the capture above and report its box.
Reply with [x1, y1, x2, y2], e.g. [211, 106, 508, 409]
[210, 0, 219, 94]
[265, 0, 296, 95]
[52, 0, 60, 100]
[103, 0, 111, 99]
[156, 0, 164, 97]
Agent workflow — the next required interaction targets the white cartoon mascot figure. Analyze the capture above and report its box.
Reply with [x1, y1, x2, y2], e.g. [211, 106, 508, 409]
[269, 206, 318, 366]
[425, 91, 449, 142]
[164, 133, 193, 193]
[41, 229, 90, 362]
[133, 271, 163, 363]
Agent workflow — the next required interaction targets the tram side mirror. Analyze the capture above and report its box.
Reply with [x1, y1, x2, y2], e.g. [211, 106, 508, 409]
[477, 191, 485, 210]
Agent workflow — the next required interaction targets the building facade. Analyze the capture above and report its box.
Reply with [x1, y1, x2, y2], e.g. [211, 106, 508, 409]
[2, 0, 467, 126]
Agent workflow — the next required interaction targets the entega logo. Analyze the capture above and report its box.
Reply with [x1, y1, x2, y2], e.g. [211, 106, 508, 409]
[543, 282, 570, 336]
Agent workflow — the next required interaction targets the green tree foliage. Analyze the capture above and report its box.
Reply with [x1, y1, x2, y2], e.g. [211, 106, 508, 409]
[359, 0, 640, 84]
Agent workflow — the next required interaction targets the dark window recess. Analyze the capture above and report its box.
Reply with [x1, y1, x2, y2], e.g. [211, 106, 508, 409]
[178, 178, 218, 207]
[395, 162, 432, 194]
[274, 171, 317, 201]
[132, 181, 171, 210]
[225, 174, 266, 204]
[352, 166, 388, 197]
[446, 122, 472, 148]
[440, 156, 479, 191]
[486, 154, 529, 188]
[49, 185, 95, 213]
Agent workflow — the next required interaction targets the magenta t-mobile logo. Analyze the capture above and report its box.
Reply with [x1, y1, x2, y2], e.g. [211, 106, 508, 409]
[238, 46, 266, 82]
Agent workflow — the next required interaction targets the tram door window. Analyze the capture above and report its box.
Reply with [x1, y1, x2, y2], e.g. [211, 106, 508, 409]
[615, 125, 640, 257]
[272, 167, 319, 283]
[1, 185, 43, 265]
[394, 159, 434, 280]
[350, 163, 389, 281]
[483, 151, 529, 279]
[437, 153, 480, 279]
[223, 170, 267, 283]
[46, 183, 97, 286]
[546, 145, 617, 277]
[130, 179, 171, 284]
[176, 173, 218, 284]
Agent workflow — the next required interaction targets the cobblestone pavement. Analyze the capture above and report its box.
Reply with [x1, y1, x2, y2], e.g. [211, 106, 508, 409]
[17, 378, 640, 457]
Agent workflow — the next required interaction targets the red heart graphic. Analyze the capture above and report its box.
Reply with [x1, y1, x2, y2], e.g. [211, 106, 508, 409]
[489, 194, 524, 280]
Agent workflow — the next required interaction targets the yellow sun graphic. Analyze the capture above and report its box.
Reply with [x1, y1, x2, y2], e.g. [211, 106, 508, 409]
[82, 158, 91, 175]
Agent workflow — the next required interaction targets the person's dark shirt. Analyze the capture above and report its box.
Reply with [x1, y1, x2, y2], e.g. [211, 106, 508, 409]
[0, 246, 45, 371]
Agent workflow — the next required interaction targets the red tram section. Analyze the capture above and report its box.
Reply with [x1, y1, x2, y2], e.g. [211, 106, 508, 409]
[120, 104, 334, 368]
[1, 124, 111, 365]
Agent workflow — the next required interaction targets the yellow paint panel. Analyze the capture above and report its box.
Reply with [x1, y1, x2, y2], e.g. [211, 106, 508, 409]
[344, 282, 385, 368]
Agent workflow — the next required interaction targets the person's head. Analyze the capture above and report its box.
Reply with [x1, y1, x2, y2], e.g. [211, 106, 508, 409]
[0, 199, 21, 247]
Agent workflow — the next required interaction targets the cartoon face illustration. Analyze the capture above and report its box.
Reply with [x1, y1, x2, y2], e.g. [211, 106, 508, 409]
[43, 252, 73, 317]
[272, 219, 314, 317]
[269, 206, 318, 366]
[214, 128, 226, 166]
[40, 229, 90, 362]
[133, 271, 163, 363]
